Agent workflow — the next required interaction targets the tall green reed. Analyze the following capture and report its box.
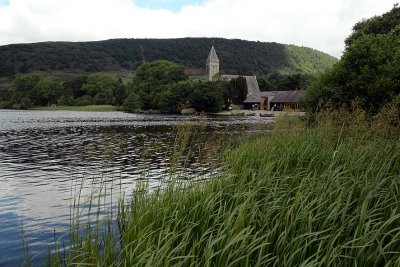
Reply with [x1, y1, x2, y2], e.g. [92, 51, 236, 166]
[45, 101, 400, 266]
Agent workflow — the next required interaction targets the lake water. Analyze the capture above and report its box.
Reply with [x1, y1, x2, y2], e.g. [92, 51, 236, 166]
[0, 110, 273, 266]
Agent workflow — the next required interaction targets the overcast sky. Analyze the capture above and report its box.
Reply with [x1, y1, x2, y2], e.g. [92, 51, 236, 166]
[0, 0, 396, 57]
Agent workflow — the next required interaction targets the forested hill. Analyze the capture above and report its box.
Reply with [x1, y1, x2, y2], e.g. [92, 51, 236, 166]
[0, 38, 337, 78]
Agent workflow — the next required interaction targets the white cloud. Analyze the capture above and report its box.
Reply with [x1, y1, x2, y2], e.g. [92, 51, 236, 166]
[0, 0, 396, 57]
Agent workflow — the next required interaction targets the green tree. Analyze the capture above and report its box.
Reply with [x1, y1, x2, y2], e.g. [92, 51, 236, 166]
[0, 85, 10, 108]
[123, 92, 140, 113]
[306, 5, 400, 114]
[134, 60, 187, 86]
[158, 81, 194, 113]
[63, 75, 88, 99]
[113, 78, 127, 106]
[278, 74, 308, 91]
[227, 76, 248, 104]
[82, 73, 117, 104]
[128, 60, 188, 110]
[19, 97, 32, 109]
[257, 76, 276, 91]
[74, 95, 94, 106]
[190, 82, 224, 112]
[34, 76, 63, 105]
[10, 73, 42, 105]
[345, 3, 400, 47]
[57, 95, 74, 106]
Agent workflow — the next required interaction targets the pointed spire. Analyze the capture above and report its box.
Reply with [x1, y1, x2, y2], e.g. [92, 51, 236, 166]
[207, 46, 219, 62]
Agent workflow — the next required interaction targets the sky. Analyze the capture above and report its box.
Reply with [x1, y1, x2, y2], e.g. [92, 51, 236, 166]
[0, 0, 396, 58]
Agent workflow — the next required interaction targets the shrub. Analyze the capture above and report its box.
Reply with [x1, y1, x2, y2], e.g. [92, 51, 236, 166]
[57, 95, 74, 106]
[74, 95, 93, 106]
[122, 92, 140, 113]
[19, 98, 32, 109]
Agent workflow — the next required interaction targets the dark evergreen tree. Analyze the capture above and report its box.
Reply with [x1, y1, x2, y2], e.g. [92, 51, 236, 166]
[123, 92, 140, 112]
[227, 77, 248, 105]
[113, 78, 127, 106]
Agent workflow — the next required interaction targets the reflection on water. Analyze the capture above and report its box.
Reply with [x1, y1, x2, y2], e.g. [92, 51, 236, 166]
[0, 110, 273, 266]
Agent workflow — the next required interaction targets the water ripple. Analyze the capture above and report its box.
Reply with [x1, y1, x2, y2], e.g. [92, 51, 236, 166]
[0, 110, 273, 266]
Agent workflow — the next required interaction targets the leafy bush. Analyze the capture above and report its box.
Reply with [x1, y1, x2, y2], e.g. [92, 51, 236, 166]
[122, 92, 140, 112]
[57, 95, 74, 106]
[74, 95, 93, 106]
[19, 98, 32, 109]
[190, 82, 224, 112]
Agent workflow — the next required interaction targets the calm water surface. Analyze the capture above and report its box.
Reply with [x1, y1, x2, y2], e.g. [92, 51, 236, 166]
[0, 109, 273, 266]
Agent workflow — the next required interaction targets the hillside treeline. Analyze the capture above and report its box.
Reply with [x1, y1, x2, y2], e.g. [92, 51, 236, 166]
[0, 38, 337, 78]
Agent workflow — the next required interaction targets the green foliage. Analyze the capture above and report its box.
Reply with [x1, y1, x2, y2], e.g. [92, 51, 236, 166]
[10, 73, 43, 105]
[3, 72, 126, 109]
[124, 60, 224, 113]
[80, 73, 119, 105]
[0, 85, 11, 108]
[19, 97, 32, 109]
[34, 76, 63, 105]
[226, 76, 248, 104]
[258, 73, 314, 92]
[127, 60, 188, 111]
[257, 76, 276, 91]
[345, 4, 400, 47]
[306, 5, 400, 113]
[57, 95, 74, 106]
[74, 95, 94, 106]
[12, 73, 42, 93]
[269, 73, 314, 91]
[122, 92, 140, 112]
[0, 38, 337, 79]
[190, 82, 224, 112]
[286, 44, 337, 74]
[134, 60, 187, 85]
[82, 73, 117, 98]
[158, 81, 194, 113]
[113, 78, 127, 106]
[63, 75, 88, 99]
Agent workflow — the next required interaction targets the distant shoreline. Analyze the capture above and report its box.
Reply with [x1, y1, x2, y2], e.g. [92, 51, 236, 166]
[31, 105, 120, 112]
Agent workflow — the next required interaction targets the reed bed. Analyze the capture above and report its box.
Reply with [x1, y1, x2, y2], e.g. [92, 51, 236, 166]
[45, 101, 400, 266]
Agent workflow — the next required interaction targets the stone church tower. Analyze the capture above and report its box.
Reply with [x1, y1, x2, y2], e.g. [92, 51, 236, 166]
[206, 46, 219, 81]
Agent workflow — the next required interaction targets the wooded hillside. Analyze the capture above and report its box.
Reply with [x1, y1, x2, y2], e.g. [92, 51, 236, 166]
[0, 38, 337, 79]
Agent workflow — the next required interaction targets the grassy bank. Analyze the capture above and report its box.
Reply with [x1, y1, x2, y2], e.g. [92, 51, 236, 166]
[32, 105, 120, 112]
[45, 105, 400, 266]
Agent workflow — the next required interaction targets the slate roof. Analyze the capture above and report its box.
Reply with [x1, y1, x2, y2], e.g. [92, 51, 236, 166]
[243, 76, 262, 103]
[260, 91, 280, 98]
[269, 90, 307, 103]
[207, 46, 219, 62]
[218, 74, 306, 105]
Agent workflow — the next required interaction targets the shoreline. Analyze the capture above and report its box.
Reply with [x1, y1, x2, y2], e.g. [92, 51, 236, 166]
[31, 105, 121, 112]
[2, 105, 306, 117]
[213, 110, 306, 117]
